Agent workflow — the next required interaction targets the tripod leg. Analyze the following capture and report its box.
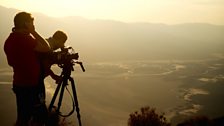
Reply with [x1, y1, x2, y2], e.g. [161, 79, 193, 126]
[56, 80, 67, 112]
[48, 81, 62, 112]
[69, 77, 82, 126]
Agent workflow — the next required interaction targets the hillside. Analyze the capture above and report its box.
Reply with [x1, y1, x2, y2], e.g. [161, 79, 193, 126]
[1, 5, 224, 67]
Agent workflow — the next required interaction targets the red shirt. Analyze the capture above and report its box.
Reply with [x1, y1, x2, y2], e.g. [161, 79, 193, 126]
[4, 32, 40, 87]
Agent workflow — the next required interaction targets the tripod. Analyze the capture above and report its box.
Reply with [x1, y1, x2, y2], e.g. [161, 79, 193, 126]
[48, 60, 85, 126]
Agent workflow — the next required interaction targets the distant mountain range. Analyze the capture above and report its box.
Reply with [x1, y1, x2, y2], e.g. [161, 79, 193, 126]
[1, 5, 224, 67]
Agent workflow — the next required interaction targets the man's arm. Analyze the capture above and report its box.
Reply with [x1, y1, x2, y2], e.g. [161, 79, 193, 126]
[48, 68, 62, 84]
[26, 22, 51, 52]
[31, 31, 51, 52]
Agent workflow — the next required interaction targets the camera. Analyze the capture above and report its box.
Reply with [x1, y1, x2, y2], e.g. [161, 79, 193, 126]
[47, 46, 85, 72]
[50, 46, 79, 65]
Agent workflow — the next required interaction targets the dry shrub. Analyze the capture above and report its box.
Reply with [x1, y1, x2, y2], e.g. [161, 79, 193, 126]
[128, 106, 170, 126]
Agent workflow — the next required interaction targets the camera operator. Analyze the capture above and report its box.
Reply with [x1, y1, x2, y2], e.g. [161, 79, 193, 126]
[4, 12, 51, 126]
[44, 31, 68, 80]
[39, 30, 68, 99]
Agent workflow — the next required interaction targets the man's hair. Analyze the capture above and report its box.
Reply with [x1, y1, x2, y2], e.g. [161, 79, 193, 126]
[14, 12, 33, 29]
[53, 31, 68, 43]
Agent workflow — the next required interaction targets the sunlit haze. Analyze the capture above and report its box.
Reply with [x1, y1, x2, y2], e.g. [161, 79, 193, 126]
[1, 0, 224, 25]
[1, 1, 224, 126]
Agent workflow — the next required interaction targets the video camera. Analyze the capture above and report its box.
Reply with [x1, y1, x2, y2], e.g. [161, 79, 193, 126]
[51, 46, 78, 64]
[50, 46, 85, 72]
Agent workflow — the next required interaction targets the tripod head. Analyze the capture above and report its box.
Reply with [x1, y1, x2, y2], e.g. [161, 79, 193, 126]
[58, 60, 85, 78]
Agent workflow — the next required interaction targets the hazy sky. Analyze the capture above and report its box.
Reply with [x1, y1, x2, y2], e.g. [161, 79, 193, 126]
[1, 0, 224, 25]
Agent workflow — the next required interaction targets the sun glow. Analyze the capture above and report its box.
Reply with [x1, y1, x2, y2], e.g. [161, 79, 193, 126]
[1, 0, 224, 24]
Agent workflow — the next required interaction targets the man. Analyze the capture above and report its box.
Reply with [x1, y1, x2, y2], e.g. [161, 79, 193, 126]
[44, 30, 68, 81]
[39, 30, 68, 100]
[42, 30, 79, 82]
[4, 12, 51, 126]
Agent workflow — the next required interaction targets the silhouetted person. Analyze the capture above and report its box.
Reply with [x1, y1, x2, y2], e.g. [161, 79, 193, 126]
[39, 30, 68, 100]
[45, 30, 68, 81]
[4, 12, 51, 126]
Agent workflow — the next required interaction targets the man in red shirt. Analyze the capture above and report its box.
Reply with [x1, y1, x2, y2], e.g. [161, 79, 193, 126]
[4, 12, 51, 126]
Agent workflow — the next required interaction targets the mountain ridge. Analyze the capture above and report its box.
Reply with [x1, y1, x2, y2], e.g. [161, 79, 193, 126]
[1, 5, 224, 67]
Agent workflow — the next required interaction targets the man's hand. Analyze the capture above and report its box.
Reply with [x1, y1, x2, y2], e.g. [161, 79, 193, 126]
[52, 74, 63, 84]
[74, 53, 79, 60]
[25, 21, 35, 33]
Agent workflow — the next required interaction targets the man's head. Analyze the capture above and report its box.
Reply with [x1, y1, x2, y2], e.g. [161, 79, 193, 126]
[50, 30, 67, 50]
[13, 12, 34, 31]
